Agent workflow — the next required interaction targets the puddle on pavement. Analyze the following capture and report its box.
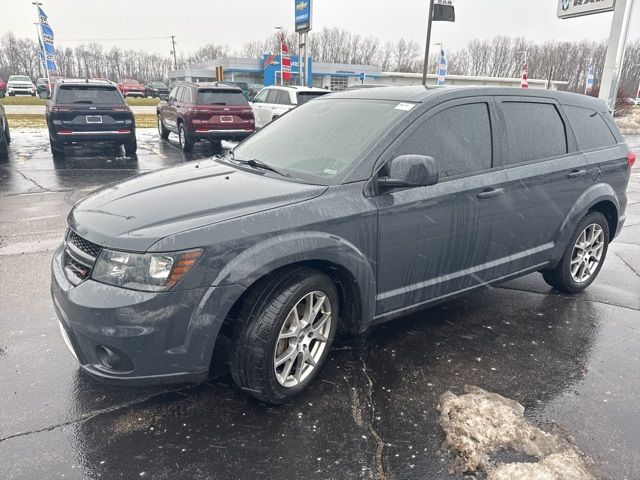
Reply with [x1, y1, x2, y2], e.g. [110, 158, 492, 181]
[437, 386, 596, 479]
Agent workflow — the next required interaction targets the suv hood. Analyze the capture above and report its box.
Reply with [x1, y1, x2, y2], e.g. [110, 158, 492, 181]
[68, 159, 326, 252]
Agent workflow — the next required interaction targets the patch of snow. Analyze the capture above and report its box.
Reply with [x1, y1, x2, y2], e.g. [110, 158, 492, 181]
[437, 386, 595, 479]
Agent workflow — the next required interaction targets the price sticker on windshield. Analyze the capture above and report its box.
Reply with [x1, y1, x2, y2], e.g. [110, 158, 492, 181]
[395, 103, 415, 111]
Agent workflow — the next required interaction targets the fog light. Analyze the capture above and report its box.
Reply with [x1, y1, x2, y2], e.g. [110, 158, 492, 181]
[95, 345, 133, 372]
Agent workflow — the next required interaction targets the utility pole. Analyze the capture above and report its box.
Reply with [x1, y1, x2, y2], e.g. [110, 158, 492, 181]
[170, 35, 178, 70]
[599, 0, 635, 112]
[421, 0, 435, 85]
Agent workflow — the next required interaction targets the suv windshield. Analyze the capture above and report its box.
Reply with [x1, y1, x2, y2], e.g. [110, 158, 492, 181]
[231, 98, 409, 185]
[122, 80, 139, 85]
[197, 90, 247, 105]
[57, 86, 124, 104]
[297, 91, 329, 105]
[151, 82, 167, 88]
[9, 76, 31, 82]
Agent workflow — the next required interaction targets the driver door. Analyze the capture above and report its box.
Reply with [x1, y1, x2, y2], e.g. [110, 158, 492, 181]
[375, 98, 511, 316]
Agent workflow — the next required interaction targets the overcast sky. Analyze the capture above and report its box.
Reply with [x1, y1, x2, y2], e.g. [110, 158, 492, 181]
[2, 0, 639, 56]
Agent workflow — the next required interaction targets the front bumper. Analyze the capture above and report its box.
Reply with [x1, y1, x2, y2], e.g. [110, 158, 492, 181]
[7, 87, 35, 95]
[51, 244, 245, 385]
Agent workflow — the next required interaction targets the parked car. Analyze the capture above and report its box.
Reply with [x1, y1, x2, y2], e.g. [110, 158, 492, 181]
[0, 92, 11, 160]
[250, 85, 330, 128]
[225, 81, 250, 99]
[46, 79, 136, 158]
[144, 81, 170, 98]
[5, 75, 36, 96]
[36, 77, 52, 97]
[157, 81, 254, 152]
[51, 86, 633, 404]
[0, 78, 7, 93]
[118, 79, 145, 97]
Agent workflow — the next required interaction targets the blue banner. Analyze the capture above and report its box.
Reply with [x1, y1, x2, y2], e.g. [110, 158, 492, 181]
[38, 6, 57, 72]
[437, 48, 447, 85]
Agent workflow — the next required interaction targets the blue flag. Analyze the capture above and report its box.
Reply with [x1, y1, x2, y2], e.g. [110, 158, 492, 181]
[38, 6, 57, 72]
[437, 48, 448, 85]
[586, 65, 595, 89]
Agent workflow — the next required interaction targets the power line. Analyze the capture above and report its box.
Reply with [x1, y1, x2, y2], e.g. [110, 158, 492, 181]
[56, 36, 171, 42]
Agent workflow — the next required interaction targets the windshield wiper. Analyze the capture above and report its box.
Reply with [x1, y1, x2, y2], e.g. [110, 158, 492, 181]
[228, 151, 288, 177]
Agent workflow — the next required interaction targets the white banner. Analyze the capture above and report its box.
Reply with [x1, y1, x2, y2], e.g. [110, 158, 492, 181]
[558, 0, 616, 19]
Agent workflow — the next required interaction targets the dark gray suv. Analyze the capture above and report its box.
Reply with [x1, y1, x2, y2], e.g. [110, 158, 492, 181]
[51, 86, 633, 404]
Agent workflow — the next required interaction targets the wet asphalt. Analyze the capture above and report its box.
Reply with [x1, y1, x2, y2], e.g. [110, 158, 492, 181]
[0, 130, 639, 480]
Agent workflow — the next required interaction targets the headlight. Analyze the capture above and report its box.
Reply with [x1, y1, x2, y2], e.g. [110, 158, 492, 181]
[92, 248, 203, 292]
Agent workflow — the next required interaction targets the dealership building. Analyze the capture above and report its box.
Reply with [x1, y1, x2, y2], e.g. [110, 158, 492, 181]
[168, 56, 567, 91]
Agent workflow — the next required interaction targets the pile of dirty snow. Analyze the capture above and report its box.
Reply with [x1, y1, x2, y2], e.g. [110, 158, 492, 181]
[437, 386, 596, 480]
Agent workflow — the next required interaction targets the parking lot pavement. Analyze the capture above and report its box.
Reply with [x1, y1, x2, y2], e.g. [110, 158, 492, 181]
[0, 130, 638, 479]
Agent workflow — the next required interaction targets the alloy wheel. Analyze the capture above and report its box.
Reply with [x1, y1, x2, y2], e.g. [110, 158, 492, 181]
[273, 291, 332, 388]
[570, 223, 604, 283]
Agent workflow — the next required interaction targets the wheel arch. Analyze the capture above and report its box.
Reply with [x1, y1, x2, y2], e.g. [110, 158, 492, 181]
[213, 232, 376, 335]
[554, 183, 620, 260]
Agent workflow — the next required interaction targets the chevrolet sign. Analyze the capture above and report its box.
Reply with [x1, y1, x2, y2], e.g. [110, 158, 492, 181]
[295, 0, 312, 33]
[558, 0, 616, 19]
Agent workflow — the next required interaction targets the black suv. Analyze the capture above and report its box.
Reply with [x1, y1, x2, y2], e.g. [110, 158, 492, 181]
[46, 79, 137, 158]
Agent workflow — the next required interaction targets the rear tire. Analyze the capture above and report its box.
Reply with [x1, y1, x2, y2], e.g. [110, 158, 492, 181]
[50, 139, 64, 160]
[230, 268, 339, 404]
[124, 137, 137, 156]
[542, 211, 609, 294]
[178, 123, 194, 153]
[157, 115, 170, 139]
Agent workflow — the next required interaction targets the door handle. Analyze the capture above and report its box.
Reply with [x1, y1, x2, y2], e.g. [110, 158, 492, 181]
[476, 187, 504, 199]
[567, 169, 588, 179]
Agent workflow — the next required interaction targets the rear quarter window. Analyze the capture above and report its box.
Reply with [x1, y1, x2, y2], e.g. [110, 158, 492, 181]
[501, 101, 567, 164]
[563, 105, 617, 151]
[297, 92, 329, 105]
[56, 86, 123, 105]
[197, 90, 247, 105]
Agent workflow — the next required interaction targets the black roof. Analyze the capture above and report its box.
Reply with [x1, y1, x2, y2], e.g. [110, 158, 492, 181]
[177, 81, 242, 92]
[57, 79, 117, 88]
[328, 85, 607, 110]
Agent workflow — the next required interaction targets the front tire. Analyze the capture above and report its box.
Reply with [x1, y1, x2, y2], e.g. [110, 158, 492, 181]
[542, 211, 609, 293]
[157, 114, 169, 139]
[230, 268, 339, 404]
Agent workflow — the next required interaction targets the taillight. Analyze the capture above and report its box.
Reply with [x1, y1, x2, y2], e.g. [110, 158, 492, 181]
[112, 105, 131, 112]
[57, 129, 73, 135]
[628, 151, 636, 168]
[52, 106, 72, 112]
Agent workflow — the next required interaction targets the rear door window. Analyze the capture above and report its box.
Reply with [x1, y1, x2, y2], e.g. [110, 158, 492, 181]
[563, 105, 617, 150]
[265, 89, 280, 104]
[500, 101, 567, 164]
[197, 90, 248, 105]
[275, 90, 292, 105]
[57, 86, 123, 105]
[396, 102, 493, 178]
[297, 91, 329, 105]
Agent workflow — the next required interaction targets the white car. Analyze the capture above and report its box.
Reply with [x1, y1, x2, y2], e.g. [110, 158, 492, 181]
[250, 86, 330, 129]
[6, 75, 36, 96]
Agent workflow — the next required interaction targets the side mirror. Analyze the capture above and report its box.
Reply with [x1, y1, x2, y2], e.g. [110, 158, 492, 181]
[158, 93, 168, 101]
[0, 91, 4, 98]
[378, 155, 438, 189]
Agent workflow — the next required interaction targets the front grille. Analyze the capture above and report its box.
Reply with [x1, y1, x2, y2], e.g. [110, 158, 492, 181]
[64, 255, 92, 280]
[64, 230, 101, 285]
[67, 230, 102, 258]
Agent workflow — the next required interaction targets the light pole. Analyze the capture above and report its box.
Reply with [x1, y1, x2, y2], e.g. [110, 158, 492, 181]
[421, 0, 435, 86]
[274, 27, 284, 86]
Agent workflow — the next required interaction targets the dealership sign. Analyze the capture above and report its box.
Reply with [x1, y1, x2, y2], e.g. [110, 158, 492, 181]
[558, 0, 616, 19]
[295, 0, 312, 32]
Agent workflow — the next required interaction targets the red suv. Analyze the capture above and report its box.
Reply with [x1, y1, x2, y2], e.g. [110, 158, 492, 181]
[118, 79, 145, 97]
[157, 82, 255, 152]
